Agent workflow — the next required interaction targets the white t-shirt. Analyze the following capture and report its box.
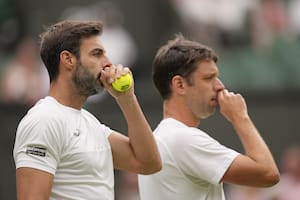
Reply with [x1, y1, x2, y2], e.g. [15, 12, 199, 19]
[14, 96, 115, 200]
[138, 118, 239, 200]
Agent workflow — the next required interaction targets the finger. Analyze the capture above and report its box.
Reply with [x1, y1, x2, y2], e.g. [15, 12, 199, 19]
[223, 89, 229, 97]
[116, 64, 123, 78]
[122, 67, 130, 75]
[218, 89, 224, 100]
[100, 66, 114, 84]
[108, 65, 116, 83]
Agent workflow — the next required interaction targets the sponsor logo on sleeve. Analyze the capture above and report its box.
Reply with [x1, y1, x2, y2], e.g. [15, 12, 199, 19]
[26, 146, 46, 157]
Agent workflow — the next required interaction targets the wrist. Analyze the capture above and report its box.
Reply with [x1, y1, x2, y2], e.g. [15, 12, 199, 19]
[232, 114, 251, 126]
[115, 92, 137, 104]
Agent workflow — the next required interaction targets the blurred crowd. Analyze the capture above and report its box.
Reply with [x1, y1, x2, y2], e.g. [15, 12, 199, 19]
[0, 0, 299, 199]
[0, 0, 300, 106]
[1, 0, 300, 106]
[0, 37, 49, 107]
[170, 0, 299, 50]
[169, 0, 300, 91]
[0, 1, 137, 107]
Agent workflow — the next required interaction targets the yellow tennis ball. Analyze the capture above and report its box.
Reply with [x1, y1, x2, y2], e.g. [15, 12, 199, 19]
[112, 73, 133, 92]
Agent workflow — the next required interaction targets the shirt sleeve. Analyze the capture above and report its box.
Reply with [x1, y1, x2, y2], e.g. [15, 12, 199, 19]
[13, 113, 63, 175]
[172, 127, 240, 185]
[84, 109, 113, 138]
[99, 123, 114, 138]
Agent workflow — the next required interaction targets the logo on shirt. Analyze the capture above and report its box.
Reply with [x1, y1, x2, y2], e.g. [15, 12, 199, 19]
[26, 146, 46, 157]
[73, 129, 80, 136]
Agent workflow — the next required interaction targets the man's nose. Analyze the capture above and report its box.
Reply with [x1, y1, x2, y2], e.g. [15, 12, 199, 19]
[215, 78, 225, 91]
[102, 55, 112, 68]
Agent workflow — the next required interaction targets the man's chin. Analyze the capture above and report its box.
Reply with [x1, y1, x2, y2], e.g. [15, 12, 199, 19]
[200, 109, 216, 119]
[78, 87, 100, 97]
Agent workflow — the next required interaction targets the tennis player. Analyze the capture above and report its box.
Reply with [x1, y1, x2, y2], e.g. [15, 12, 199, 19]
[13, 20, 161, 200]
[138, 35, 279, 200]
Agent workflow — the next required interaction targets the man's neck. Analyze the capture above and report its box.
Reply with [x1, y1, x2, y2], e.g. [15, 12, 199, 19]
[163, 100, 200, 127]
[48, 80, 87, 110]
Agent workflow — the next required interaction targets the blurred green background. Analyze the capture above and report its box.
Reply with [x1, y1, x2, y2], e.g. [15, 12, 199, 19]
[0, 0, 299, 199]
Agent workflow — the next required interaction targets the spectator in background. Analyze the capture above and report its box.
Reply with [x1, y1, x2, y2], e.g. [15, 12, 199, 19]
[0, 37, 49, 107]
[249, 0, 288, 53]
[168, 0, 256, 48]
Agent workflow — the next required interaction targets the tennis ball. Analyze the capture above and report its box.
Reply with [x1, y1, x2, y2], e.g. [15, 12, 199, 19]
[112, 73, 133, 92]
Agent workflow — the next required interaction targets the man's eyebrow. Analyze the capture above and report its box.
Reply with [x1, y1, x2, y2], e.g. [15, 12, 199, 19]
[90, 48, 105, 54]
[202, 71, 218, 77]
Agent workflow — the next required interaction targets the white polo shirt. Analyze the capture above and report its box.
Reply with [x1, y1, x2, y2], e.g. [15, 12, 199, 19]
[14, 96, 114, 200]
[138, 118, 239, 200]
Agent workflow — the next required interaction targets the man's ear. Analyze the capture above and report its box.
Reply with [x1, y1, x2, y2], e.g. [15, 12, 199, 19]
[60, 50, 76, 70]
[171, 75, 186, 95]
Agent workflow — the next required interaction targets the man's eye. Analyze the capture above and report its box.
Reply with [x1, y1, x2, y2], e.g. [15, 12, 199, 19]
[92, 49, 104, 57]
[93, 52, 101, 57]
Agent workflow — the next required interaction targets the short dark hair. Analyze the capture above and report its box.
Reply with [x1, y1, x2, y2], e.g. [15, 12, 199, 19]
[152, 34, 218, 100]
[39, 20, 103, 82]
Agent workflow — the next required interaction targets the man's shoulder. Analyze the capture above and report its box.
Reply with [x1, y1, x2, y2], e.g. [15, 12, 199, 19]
[20, 97, 66, 126]
[155, 118, 216, 149]
[155, 118, 203, 136]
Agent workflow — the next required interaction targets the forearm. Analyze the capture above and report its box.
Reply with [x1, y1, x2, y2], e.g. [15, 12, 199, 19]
[115, 94, 161, 171]
[219, 90, 279, 186]
[233, 116, 278, 173]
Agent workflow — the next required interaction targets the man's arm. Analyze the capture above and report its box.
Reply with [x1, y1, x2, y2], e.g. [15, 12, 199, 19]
[16, 167, 53, 200]
[101, 65, 161, 174]
[218, 89, 280, 187]
[108, 92, 161, 174]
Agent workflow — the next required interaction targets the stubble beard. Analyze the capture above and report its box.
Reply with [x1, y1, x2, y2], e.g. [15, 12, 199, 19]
[72, 62, 103, 97]
[198, 102, 216, 119]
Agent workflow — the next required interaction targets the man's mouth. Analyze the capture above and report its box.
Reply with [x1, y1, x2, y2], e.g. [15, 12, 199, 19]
[211, 97, 218, 105]
[211, 96, 217, 102]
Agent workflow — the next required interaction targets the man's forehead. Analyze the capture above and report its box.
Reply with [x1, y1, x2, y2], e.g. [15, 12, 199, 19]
[196, 60, 219, 74]
[80, 36, 104, 50]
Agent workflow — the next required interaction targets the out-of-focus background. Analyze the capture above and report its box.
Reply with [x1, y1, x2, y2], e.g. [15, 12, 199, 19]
[0, 0, 299, 199]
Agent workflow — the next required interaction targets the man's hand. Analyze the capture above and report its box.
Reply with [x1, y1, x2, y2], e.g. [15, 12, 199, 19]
[218, 89, 248, 123]
[99, 64, 134, 98]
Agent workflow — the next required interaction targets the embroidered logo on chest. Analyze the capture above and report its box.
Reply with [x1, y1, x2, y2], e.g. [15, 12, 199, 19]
[73, 128, 80, 136]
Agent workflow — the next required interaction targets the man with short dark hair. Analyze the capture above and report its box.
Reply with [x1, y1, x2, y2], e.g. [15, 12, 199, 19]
[13, 20, 161, 200]
[138, 35, 279, 200]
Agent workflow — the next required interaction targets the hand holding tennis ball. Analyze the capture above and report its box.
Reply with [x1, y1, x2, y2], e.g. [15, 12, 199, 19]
[112, 73, 133, 92]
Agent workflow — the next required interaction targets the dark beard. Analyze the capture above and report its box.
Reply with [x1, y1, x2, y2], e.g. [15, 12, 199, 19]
[72, 62, 103, 96]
